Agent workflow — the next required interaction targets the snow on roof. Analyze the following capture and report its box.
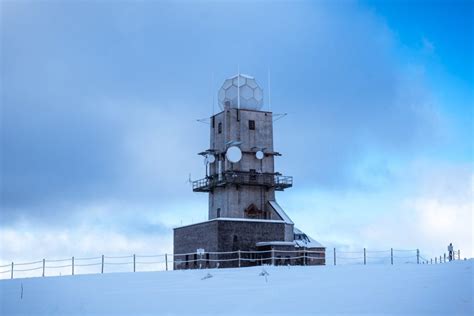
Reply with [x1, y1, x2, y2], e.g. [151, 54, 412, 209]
[256, 241, 295, 247]
[174, 217, 285, 229]
[213, 217, 285, 224]
[294, 227, 324, 248]
[294, 227, 304, 235]
[268, 201, 294, 224]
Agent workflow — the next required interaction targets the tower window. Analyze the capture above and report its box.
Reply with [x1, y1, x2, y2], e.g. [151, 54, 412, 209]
[217, 208, 221, 217]
[218, 122, 222, 134]
[249, 169, 257, 181]
[249, 120, 255, 130]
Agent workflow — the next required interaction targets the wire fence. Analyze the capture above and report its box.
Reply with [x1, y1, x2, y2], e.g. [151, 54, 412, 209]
[328, 248, 462, 266]
[0, 248, 463, 280]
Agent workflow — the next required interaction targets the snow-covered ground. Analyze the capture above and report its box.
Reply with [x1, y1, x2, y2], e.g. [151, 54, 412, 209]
[1, 260, 472, 315]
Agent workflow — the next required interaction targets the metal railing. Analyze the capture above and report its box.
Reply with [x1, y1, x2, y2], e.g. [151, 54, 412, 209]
[193, 172, 293, 192]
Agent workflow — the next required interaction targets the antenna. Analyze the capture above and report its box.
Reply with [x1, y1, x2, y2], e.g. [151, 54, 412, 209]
[237, 65, 240, 109]
[196, 117, 210, 125]
[268, 68, 271, 112]
[273, 113, 288, 122]
[211, 72, 215, 115]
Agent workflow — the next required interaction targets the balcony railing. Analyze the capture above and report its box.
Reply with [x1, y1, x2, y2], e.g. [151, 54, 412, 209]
[192, 172, 293, 192]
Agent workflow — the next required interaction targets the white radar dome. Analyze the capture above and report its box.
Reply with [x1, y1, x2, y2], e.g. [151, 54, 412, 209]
[218, 74, 264, 110]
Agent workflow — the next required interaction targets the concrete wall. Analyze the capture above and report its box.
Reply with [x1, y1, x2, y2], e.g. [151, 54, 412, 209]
[173, 221, 219, 255]
[216, 220, 286, 252]
[173, 219, 287, 269]
[209, 186, 276, 219]
[208, 108, 281, 220]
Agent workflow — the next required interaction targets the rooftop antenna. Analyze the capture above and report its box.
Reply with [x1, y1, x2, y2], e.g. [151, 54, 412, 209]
[237, 65, 240, 109]
[267, 68, 271, 112]
[211, 72, 215, 115]
[196, 117, 210, 125]
[273, 113, 287, 122]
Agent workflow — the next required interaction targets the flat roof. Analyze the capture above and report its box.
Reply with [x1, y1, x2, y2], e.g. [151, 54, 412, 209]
[174, 217, 286, 230]
[256, 241, 296, 247]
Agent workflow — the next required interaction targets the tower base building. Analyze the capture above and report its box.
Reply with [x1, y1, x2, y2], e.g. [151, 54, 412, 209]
[174, 74, 325, 269]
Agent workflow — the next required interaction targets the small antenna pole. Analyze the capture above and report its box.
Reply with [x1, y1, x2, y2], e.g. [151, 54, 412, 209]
[211, 72, 215, 115]
[268, 68, 271, 112]
[237, 65, 240, 109]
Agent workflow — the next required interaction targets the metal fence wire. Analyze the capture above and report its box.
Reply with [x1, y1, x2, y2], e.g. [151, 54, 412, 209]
[0, 248, 462, 280]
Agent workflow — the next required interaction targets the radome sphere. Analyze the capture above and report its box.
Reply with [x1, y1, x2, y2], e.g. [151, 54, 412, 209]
[218, 74, 264, 110]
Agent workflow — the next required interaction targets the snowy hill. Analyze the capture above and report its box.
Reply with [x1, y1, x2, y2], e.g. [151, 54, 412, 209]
[1, 260, 472, 315]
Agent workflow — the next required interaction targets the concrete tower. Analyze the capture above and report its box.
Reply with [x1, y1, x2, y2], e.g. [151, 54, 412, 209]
[173, 74, 325, 269]
[193, 74, 292, 223]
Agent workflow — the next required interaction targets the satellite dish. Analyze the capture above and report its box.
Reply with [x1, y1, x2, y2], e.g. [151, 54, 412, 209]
[226, 146, 242, 163]
[256, 150, 264, 160]
[207, 154, 216, 163]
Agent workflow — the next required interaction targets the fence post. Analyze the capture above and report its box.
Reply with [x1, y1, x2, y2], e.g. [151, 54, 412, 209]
[444, 253, 446, 263]
[165, 254, 168, 271]
[333, 248, 336, 266]
[42, 259, 45, 277]
[238, 250, 241, 268]
[101, 255, 104, 273]
[458, 249, 460, 260]
[271, 249, 275, 266]
[364, 248, 366, 265]
[435, 257, 437, 264]
[133, 254, 136, 272]
[439, 255, 441, 263]
[391, 248, 393, 265]
[11, 262, 13, 279]
[430, 258, 432, 264]
[416, 249, 419, 264]
[72, 256, 74, 276]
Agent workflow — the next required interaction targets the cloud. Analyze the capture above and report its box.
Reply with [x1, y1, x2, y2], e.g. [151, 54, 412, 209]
[283, 160, 473, 259]
[0, 1, 469, 263]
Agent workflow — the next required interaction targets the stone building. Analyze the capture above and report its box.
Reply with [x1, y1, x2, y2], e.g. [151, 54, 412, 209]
[174, 74, 325, 269]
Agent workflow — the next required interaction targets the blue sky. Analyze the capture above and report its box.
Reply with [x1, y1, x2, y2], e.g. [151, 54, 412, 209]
[1, 0, 472, 266]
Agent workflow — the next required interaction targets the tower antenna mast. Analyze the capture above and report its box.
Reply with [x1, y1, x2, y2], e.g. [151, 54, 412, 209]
[237, 65, 240, 109]
[211, 72, 215, 115]
[268, 68, 271, 112]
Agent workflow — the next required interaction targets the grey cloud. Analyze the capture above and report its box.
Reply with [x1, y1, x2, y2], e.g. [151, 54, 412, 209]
[1, 1, 442, 225]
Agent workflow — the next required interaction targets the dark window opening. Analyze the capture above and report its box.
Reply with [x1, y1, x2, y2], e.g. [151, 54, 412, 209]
[218, 122, 222, 134]
[217, 208, 221, 218]
[212, 116, 215, 128]
[249, 169, 257, 181]
[249, 120, 255, 130]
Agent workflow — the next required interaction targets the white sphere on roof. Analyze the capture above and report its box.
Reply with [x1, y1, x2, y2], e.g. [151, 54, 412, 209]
[218, 74, 264, 110]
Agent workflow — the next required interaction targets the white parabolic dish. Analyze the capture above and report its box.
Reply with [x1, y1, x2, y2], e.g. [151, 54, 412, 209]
[226, 146, 242, 163]
[256, 150, 264, 160]
[207, 155, 216, 163]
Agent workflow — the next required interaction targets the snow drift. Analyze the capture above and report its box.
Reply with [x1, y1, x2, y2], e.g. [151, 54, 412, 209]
[1, 260, 472, 315]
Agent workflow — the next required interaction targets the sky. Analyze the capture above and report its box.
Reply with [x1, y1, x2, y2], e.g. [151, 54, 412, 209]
[1, 0, 473, 269]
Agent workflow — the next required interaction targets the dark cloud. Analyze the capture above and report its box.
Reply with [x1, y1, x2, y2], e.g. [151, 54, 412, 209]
[1, 1, 441, 226]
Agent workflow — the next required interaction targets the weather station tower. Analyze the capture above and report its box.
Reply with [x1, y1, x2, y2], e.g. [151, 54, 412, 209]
[173, 74, 325, 269]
